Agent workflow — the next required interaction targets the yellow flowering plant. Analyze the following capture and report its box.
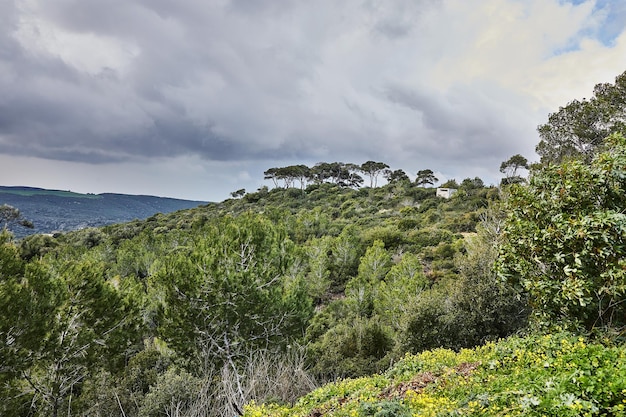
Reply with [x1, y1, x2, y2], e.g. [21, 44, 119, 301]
[244, 332, 626, 416]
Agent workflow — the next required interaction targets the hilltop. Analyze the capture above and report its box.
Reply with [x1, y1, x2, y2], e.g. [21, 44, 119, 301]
[0, 186, 207, 238]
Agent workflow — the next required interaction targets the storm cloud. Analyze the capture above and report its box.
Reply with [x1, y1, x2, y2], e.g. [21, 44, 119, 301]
[1, 0, 626, 200]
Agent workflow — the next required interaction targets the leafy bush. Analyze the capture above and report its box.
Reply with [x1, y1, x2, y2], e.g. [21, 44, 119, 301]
[360, 400, 411, 417]
[0, 154, 501, 416]
[407, 228, 454, 249]
[397, 217, 420, 231]
[75, 347, 173, 416]
[155, 213, 313, 370]
[308, 317, 394, 379]
[498, 133, 626, 332]
[361, 226, 405, 249]
[139, 367, 202, 417]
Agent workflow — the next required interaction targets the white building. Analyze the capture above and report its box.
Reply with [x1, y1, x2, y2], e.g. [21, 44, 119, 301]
[436, 188, 457, 199]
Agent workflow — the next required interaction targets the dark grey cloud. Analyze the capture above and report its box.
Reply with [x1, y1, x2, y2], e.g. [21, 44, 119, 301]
[2, 0, 338, 164]
[382, 82, 533, 162]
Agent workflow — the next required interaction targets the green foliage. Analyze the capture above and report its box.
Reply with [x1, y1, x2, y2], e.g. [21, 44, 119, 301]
[308, 317, 394, 379]
[155, 212, 314, 369]
[397, 217, 420, 231]
[499, 154, 529, 185]
[0, 252, 141, 416]
[415, 169, 438, 186]
[384, 169, 410, 184]
[400, 211, 528, 354]
[87, 346, 173, 416]
[19, 233, 59, 260]
[303, 236, 333, 301]
[345, 240, 392, 318]
[0, 234, 66, 415]
[230, 188, 246, 198]
[459, 177, 485, 193]
[245, 332, 626, 417]
[440, 179, 459, 188]
[0, 231, 33, 379]
[498, 133, 626, 331]
[359, 161, 390, 188]
[288, 207, 334, 243]
[374, 253, 427, 330]
[139, 367, 203, 417]
[407, 186, 436, 202]
[399, 287, 456, 352]
[0, 204, 33, 230]
[361, 226, 405, 249]
[0, 157, 496, 414]
[360, 400, 411, 417]
[327, 224, 364, 291]
[537, 69, 626, 164]
[408, 227, 454, 249]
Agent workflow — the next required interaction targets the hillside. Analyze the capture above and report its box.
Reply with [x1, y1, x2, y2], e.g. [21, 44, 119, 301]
[0, 186, 207, 238]
[1, 177, 535, 416]
[1, 156, 625, 416]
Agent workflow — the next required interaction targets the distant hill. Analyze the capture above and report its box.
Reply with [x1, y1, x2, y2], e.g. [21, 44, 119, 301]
[0, 186, 208, 238]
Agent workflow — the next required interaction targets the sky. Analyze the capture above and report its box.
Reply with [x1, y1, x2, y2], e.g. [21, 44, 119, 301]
[1, 0, 626, 201]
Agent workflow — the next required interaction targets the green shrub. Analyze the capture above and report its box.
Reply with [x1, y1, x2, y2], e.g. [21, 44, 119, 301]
[360, 400, 411, 417]
[407, 228, 453, 249]
[397, 217, 420, 231]
[400, 223, 528, 353]
[308, 317, 394, 379]
[361, 226, 405, 250]
[139, 367, 202, 417]
[498, 133, 626, 332]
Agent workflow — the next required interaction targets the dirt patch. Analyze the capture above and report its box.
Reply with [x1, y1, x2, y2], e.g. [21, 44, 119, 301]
[455, 361, 481, 377]
[380, 371, 438, 399]
[380, 362, 481, 399]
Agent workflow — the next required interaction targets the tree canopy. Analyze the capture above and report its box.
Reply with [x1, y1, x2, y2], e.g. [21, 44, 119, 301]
[536, 69, 626, 164]
[359, 161, 390, 188]
[415, 169, 438, 186]
[384, 169, 409, 184]
[499, 154, 529, 185]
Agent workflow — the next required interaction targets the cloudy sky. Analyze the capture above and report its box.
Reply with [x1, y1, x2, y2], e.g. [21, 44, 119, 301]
[1, 0, 625, 201]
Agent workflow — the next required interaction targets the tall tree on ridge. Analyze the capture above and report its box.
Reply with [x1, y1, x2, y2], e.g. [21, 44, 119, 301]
[384, 169, 409, 184]
[359, 161, 390, 188]
[415, 169, 438, 187]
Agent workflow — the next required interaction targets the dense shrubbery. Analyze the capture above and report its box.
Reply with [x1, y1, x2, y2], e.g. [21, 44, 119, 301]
[3, 136, 625, 415]
[245, 133, 626, 416]
[2, 177, 506, 416]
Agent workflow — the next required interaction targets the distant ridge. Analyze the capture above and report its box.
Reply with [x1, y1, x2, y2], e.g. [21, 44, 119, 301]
[0, 186, 208, 238]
